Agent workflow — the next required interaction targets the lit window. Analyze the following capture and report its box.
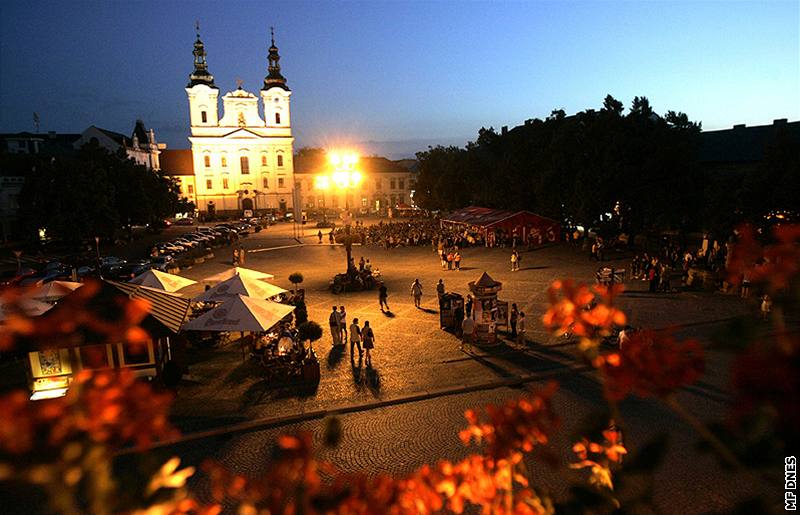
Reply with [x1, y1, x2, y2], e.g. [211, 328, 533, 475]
[187, 184, 194, 194]
[278, 177, 285, 188]
[277, 154, 284, 167]
[206, 179, 212, 190]
[262, 176, 269, 188]
[240, 156, 250, 174]
[201, 111, 207, 123]
[222, 177, 229, 189]
[361, 197, 368, 207]
[221, 156, 227, 168]
[261, 154, 267, 166]
[204, 155, 210, 168]
[275, 113, 281, 124]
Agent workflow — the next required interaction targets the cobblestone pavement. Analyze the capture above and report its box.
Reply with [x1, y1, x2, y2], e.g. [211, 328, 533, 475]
[172, 227, 751, 432]
[137, 226, 784, 513]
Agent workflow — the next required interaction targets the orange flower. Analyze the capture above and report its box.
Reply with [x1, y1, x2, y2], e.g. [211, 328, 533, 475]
[728, 223, 800, 293]
[543, 280, 626, 343]
[601, 330, 705, 401]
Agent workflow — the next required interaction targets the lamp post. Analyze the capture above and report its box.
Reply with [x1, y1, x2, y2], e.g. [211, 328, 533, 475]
[317, 152, 362, 273]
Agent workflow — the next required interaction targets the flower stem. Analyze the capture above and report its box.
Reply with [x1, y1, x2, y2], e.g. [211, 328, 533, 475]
[664, 395, 742, 470]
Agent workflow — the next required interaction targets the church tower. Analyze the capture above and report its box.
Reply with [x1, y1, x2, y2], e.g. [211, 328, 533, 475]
[260, 28, 292, 130]
[185, 22, 219, 128]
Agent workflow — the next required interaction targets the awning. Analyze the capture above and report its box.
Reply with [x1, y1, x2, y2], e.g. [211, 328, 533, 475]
[109, 281, 192, 334]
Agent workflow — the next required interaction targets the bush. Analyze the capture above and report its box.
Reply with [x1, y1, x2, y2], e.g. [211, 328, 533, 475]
[298, 320, 323, 343]
[289, 272, 304, 289]
[294, 299, 308, 325]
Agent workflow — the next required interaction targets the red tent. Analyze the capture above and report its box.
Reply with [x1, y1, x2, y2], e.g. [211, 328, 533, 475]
[441, 207, 560, 246]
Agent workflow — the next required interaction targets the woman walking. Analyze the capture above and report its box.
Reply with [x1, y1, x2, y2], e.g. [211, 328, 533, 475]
[362, 321, 375, 366]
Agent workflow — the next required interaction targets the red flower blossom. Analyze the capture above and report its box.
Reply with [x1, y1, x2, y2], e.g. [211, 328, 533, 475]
[601, 330, 705, 401]
[727, 223, 800, 293]
[459, 382, 559, 459]
[542, 280, 626, 343]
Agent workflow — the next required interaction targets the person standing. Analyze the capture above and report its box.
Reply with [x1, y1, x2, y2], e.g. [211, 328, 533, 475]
[440, 247, 447, 269]
[446, 250, 454, 271]
[328, 306, 341, 346]
[338, 305, 348, 343]
[358, 256, 366, 272]
[349, 317, 362, 358]
[362, 321, 375, 366]
[436, 279, 445, 302]
[329, 230, 335, 244]
[317, 230, 323, 244]
[378, 283, 390, 312]
[461, 314, 475, 352]
[411, 279, 423, 308]
[465, 294, 474, 319]
[515, 312, 527, 346]
[509, 303, 519, 338]
[454, 250, 462, 271]
[511, 250, 518, 272]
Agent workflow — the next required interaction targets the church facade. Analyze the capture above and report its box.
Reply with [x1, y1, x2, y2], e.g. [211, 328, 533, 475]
[184, 28, 295, 216]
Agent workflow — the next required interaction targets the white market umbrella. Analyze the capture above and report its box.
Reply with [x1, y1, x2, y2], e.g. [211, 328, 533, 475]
[130, 269, 197, 293]
[204, 267, 274, 283]
[0, 297, 53, 321]
[193, 274, 288, 303]
[23, 281, 83, 302]
[183, 294, 294, 332]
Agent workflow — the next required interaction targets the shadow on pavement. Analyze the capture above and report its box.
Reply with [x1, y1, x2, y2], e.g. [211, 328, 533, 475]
[351, 358, 381, 395]
[222, 359, 262, 385]
[519, 266, 549, 271]
[419, 307, 437, 314]
[241, 379, 319, 406]
[327, 345, 345, 369]
[381, 310, 396, 318]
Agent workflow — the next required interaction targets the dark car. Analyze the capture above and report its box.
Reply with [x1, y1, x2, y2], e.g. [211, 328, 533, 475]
[104, 261, 151, 281]
[174, 218, 195, 226]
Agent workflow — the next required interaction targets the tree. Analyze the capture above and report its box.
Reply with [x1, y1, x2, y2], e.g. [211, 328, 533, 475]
[289, 272, 304, 294]
[602, 94, 624, 116]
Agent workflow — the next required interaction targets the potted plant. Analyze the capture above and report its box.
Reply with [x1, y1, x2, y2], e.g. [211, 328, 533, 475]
[297, 321, 322, 381]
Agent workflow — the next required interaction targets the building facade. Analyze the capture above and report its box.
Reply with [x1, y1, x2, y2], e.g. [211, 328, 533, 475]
[183, 28, 295, 216]
[294, 154, 417, 215]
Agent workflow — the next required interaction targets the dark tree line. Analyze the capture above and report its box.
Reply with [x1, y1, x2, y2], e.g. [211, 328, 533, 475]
[12, 141, 192, 242]
[414, 95, 725, 234]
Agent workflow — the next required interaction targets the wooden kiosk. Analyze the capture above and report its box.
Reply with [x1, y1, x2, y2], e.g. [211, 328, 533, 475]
[468, 272, 508, 345]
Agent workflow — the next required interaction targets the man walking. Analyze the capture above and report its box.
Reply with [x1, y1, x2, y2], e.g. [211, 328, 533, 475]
[318, 230, 323, 244]
[515, 311, 527, 346]
[378, 283, 390, 312]
[436, 279, 445, 302]
[349, 317, 362, 358]
[461, 314, 475, 352]
[328, 306, 341, 346]
[411, 278, 423, 308]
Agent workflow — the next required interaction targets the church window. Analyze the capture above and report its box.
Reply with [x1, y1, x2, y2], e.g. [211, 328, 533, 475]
[399, 179, 405, 190]
[275, 113, 281, 124]
[390, 179, 397, 190]
[204, 155, 210, 168]
[262, 176, 269, 188]
[222, 177, 229, 189]
[187, 184, 194, 194]
[278, 177, 285, 188]
[240, 156, 250, 174]
[201, 111, 207, 123]
[206, 179, 212, 190]
[261, 154, 268, 167]
[221, 156, 227, 168]
[277, 154, 284, 167]
[375, 179, 382, 190]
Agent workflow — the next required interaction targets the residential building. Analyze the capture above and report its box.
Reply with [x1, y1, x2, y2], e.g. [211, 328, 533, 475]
[293, 153, 417, 214]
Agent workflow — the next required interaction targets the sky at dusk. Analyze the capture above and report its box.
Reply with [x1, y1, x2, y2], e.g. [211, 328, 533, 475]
[1, 1, 798, 159]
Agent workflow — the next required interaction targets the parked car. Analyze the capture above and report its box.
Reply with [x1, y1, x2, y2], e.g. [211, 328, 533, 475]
[174, 218, 195, 226]
[100, 256, 126, 268]
[149, 255, 175, 272]
[316, 220, 336, 229]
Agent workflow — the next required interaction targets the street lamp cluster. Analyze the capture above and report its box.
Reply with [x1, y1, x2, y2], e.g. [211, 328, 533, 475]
[315, 151, 362, 211]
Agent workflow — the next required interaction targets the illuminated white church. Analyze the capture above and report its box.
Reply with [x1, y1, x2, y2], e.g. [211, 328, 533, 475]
[182, 27, 295, 215]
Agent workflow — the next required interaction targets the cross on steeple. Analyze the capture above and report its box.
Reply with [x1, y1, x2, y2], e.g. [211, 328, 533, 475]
[195, 20, 200, 39]
[270, 26, 275, 46]
[236, 78, 243, 89]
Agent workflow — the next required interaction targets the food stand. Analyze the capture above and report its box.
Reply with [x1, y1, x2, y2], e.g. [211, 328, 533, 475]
[468, 272, 509, 345]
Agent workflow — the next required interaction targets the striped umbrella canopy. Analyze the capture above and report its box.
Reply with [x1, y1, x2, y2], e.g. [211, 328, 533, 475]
[183, 294, 294, 332]
[193, 274, 287, 303]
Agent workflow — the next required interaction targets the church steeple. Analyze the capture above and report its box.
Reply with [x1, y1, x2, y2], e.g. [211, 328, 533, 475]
[188, 21, 216, 88]
[262, 27, 290, 91]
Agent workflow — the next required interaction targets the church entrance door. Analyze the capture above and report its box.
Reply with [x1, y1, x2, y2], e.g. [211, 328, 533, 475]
[242, 197, 254, 212]
[279, 200, 287, 213]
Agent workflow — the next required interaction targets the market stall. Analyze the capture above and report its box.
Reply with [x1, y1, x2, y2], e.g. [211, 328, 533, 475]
[441, 207, 561, 247]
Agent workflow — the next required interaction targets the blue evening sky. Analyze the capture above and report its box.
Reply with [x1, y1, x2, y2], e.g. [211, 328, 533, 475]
[1, 1, 798, 158]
